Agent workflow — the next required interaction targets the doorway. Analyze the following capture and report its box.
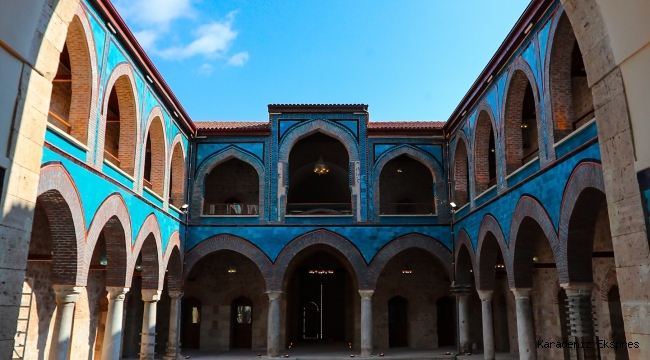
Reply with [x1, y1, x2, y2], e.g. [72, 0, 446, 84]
[285, 249, 354, 347]
[436, 296, 456, 347]
[182, 297, 201, 349]
[231, 296, 253, 348]
[388, 296, 408, 347]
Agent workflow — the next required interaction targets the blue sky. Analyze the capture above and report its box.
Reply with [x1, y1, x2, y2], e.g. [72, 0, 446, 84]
[113, 0, 530, 121]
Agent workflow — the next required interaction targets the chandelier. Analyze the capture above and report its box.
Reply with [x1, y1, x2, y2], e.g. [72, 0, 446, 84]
[309, 269, 334, 275]
[313, 155, 329, 175]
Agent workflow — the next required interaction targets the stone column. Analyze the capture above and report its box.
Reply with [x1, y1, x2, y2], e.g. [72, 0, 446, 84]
[478, 290, 495, 360]
[163, 291, 183, 360]
[457, 292, 471, 354]
[140, 289, 161, 360]
[512, 288, 536, 360]
[101, 287, 129, 360]
[50, 285, 83, 360]
[267, 291, 282, 357]
[359, 290, 374, 357]
[562, 283, 597, 360]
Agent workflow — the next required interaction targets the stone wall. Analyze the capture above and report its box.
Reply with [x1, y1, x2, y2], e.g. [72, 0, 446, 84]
[184, 251, 268, 350]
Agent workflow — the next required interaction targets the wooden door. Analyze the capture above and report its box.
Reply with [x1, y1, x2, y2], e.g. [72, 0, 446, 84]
[182, 297, 201, 349]
[388, 296, 408, 347]
[232, 297, 253, 348]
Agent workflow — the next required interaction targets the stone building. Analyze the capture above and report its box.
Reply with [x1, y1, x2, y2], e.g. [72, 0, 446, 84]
[1, 0, 649, 360]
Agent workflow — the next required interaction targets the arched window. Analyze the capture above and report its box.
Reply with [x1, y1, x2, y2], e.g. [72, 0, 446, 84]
[504, 69, 539, 174]
[48, 16, 92, 144]
[453, 139, 470, 207]
[143, 117, 165, 195]
[103, 75, 137, 176]
[549, 13, 594, 142]
[203, 158, 259, 215]
[287, 133, 351, 215]
[474, 111, 497, 194]
[379, 155, 434, 215]
[169, 142, 185, 208]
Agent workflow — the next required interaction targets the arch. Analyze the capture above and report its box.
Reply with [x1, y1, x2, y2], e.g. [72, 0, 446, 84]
[451, 132, 471, 207]
[509, 195, 560, 261]
[184, 234, 274, 290]
[168, 134, 187, 208]
[369, 233, 453, 286]
[372, 144, 447, 220]
[141, 107, 168, 195]
[85, 193, 132, 287]
[501, 58, 543, 174]
[474, 215, 510, 289]
[191, 146, 265, 220]
[473, 105, 499, 194]
[600, 267, 618, 301]
[163, 242, 183, 292]
[129, 213, 163, 289]
[97, 63, 140, 175]
[455, 233, 476, 287]
[278, 119, 360, 162]
[37, 163, 86, 286]
[557, 161, 606, 284]
[273, 229, 369, 291]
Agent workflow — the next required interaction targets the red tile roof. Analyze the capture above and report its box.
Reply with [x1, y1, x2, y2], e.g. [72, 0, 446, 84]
[368, 121, 446, 130]
[194, 121, 270, 130]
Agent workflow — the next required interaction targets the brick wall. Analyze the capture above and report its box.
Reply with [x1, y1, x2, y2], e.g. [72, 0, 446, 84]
[204, 158, 260, 206]
[169, 143, 185, 207]
[145, 117, 166, 196]
[454, 141, 469, 207]
[503, 70, 528, 174]
[66, 15, 92, 145]
[474, 111, 495, 193]
[104, 75, 138, 176]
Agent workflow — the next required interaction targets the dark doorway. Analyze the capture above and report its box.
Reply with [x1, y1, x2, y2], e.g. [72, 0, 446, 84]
[181, 297, 201, 349]
[232, 296, 253, 348]
[558, 289, 570, 360]
[286, 250, 354, 346]
[388, 296, 408, 347]
[608, 286, 629, 360]
[436, 296, 456, 347]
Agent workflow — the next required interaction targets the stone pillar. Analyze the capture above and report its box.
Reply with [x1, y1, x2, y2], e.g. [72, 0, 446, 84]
[267, 291, 282, 358]
[163, 291, 183, 360]
[478, 290, 495, 360]
[457, 292, 471, 354]
[512, 288, 536, 360]
[101, 287, 129, 360]
[140, 290, 161, 360]
[562, 283, 597, 360]
[50, 285, 83, 360]
[359, 290, 374, 357]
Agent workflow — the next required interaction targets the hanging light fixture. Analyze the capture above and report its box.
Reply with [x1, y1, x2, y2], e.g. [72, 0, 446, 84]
[313, 155, 329, 176]
[401, 264, 412, 274]
[100, 251, 108, 266]
[135, 254, 143, 272]
[397, 167, 403, 173]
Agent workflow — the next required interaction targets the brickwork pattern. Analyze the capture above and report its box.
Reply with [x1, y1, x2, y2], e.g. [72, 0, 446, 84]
[473, 109, 497, 194]
[164, 243, 183, 292]
[65, 15, 94, 146]
[97, 64, 140, 176]
[548, 11, 577, 143]
[141, 108, 168, 196]
[474, 215, 508, 290]
[129, 214, 164, 289]
[169, 135, 186, 208]
[453, 137, 470, 207]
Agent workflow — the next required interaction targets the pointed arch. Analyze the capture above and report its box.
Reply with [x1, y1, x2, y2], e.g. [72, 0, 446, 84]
[372, 144, 447, 220]
[163, 234, 183, 292]
[37, 163, 87, 285]
[368, 233, 453, 287]
[191, 146, 265, 220]
[168, 133, 187, 208]
[85, 193, 132, 287]
[455, 230, 476, 287]
[475, 215, 511, 291]
[473, 104, 499, 194]
[184, 234, 273, 290]
[97, 63, 140, 176]
[141, 107, 168, 195]
[451, 132, 471, 207]
[272, 229, 369, 291]
[129, 214, 163, 289]
[278, 119, 360, 161]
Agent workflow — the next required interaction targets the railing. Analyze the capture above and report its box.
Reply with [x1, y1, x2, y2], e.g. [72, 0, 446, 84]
[143, 178, 152, 190]
[103, 150, 121, 167]
[521, 148, 539, 165]
[203, 203, 260, 215]
[380, 202, 436, 215]
[573, 108, 595, 130]
[48, 111, 71, 133]
[286, 203, 352, 215]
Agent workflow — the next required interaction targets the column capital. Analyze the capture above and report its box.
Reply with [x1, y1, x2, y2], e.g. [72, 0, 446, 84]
[266, 291, 283, 300]
[142, 289, 162, 302]
[477, 289, 494, 301]
[168, 290, 183, 299]
[106, 286, 130, 300]
[510, 287, 532, 299]
[358, 290, 374, 299]
[52, 285, 83, 304]
[560, 282, 594, 296]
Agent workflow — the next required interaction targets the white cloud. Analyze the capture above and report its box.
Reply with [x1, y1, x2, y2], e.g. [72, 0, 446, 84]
[227, 51, 249, 66]
[134, 30, 158, 50]
[157, 14, 239, 60]
[113, 0, 194, 29]
[198, 63, 214, 74]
